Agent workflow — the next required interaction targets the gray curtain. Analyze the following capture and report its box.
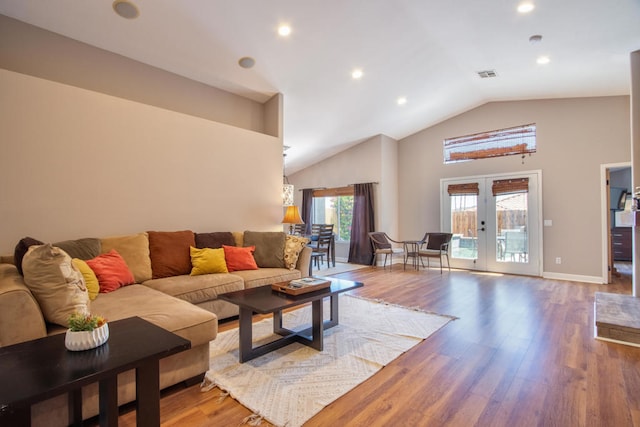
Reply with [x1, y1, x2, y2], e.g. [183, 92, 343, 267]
[348, 183, 375, 264]
[301, 188, 313, 235]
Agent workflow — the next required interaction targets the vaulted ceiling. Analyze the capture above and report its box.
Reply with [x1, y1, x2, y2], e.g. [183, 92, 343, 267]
[1, 0, 639, 173]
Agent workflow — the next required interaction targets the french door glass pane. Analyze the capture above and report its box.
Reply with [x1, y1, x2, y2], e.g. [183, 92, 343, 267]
[495, 192, 528, 263]
[450, 194, 478, 259]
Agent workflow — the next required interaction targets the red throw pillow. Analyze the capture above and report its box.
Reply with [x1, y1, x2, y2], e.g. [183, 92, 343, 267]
[222, 245, 258, 272]
[86, 249, 135, 293]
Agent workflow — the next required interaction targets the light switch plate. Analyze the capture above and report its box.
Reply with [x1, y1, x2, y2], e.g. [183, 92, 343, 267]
[544, 220, 552, 226]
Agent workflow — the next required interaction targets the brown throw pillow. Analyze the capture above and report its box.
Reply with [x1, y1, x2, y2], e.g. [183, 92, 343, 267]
[147, 230, 195, 279]
[195, 232, 236, 249]
[243, 231, 286, 268]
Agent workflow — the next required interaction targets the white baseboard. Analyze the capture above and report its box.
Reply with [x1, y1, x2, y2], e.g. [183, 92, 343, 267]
[542, 271, 604, 284]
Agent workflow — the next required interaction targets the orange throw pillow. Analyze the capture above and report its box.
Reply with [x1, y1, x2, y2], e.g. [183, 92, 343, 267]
[223, 245, 258, 272]
[86, 249, 135, 293]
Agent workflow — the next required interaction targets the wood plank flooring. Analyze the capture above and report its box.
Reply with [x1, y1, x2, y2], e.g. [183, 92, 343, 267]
[117, 265, 638, 427]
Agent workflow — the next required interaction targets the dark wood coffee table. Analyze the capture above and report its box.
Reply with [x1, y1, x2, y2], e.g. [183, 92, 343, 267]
[219, 277, 363, 363]
[0, 316, 190, 427]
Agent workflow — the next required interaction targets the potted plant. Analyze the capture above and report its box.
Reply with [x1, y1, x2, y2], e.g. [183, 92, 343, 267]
[65, 312, 109, 351]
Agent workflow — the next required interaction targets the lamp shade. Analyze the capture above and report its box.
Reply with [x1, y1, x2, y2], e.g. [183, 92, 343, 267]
[281, 206, 304, 225]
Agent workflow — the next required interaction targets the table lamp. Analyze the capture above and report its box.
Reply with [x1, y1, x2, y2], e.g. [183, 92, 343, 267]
[281, 206, 304, 234]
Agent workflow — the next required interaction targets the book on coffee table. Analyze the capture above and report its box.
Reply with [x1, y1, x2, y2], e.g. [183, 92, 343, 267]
[271, 277, 331, 295]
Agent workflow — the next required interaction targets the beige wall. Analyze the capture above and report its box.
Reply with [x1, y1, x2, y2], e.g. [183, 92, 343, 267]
[399, 96, 631, 278]
[0, 69, 284, 254]
[289, 134, 399, 260]
[0, 14, 274, 136]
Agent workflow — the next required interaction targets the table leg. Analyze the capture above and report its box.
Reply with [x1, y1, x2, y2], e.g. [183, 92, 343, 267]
[238, 307, 254, 363]
[99, 376, 118, 427]
[69, 389, 83, 426]
[136, 359, 160, 427]
[310, 299, 323, 350]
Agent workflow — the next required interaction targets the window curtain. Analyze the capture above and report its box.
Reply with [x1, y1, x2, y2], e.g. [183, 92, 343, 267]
[348, 183, 375, 265]
[301, 188, 313, 235]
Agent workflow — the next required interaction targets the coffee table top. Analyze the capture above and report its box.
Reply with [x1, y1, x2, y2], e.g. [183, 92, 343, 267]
[0, 316, 190, 408]
[219, 277, 363, 314]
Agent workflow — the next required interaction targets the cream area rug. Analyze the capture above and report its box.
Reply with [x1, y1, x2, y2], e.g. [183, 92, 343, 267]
[204, 295, 454, 427]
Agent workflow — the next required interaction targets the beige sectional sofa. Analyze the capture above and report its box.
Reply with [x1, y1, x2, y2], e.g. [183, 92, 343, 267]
[0, 229, 311, 426]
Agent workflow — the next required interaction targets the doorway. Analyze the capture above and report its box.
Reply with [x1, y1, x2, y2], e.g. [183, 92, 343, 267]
[441, 171, 542, 276]
[601, 163, 632, 284]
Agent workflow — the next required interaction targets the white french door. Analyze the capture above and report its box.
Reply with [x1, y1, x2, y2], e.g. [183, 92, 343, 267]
[441, 171, 542, 276]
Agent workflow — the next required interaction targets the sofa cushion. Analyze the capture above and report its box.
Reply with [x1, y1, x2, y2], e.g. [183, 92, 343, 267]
[22, 244, 89, 327]
[195, 232, 235, 249]
[284, 235, 310, 270]
[223, 245, 258, 272]
[232, 268, 302, 289]
[86, 249, 135, 293]
[148, 230, 195, 279]
[243, 231, 286, 268]
[54, 238, 101, 261]
[190, 247, 228, 275]
[101, 233, 152, 283]
[13, 236, 44, 276]
[143, 273, 244, 305]
[90, 284, 217, 347]
[72, 258, 100, 300]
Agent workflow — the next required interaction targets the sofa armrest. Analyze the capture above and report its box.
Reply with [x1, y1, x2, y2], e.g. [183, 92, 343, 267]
[0, 264, 47, 347]
[296, 246, 312, 278]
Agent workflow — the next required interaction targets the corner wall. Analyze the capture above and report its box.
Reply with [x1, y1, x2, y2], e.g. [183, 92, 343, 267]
[289, 135, 399, 260]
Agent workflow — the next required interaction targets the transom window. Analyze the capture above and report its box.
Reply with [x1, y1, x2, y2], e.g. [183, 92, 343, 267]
[444, 123, 536, 164]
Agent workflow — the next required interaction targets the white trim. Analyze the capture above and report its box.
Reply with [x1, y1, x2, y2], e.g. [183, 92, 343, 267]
[600, 162, 632, 284]
[542, 271, 604, 284]
[594, 336, 640, 348]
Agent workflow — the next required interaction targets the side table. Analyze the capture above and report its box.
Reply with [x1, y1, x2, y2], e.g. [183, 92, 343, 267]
[0, 316, 190, 426]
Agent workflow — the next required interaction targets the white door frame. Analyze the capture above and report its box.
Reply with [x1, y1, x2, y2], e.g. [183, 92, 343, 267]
[600, 162, 632, 284]
[440, 169, 543, 276]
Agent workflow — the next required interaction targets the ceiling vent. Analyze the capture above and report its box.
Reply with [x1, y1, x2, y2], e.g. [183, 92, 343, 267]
[477, 70, 498, 78]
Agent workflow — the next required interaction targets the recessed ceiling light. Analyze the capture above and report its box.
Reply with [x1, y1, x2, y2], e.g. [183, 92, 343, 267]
[112, 0, 139, 19]
[397, 97, 407, 106]
[517, 2, 535, 13]
[536, 55, 550, 65]
[351, 69, 363, 80]
[278, 25, 291, 37]
[238, 57, 256, 69]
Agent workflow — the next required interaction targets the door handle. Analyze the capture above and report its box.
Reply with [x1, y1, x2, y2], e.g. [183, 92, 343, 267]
[478, 227, 485, 232]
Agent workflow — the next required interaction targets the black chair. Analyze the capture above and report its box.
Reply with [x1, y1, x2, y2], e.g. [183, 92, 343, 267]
[310, 225, 334, 272]
[417, 233, 453, 273]
[292, 224, 306, 235]
[368, 232, 405, 270]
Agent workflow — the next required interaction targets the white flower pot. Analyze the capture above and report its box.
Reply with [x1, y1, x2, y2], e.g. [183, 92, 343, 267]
[65, 323, 109, 351]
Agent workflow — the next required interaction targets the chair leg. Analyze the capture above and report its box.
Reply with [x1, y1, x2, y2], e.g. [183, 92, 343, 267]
[445, 253, 450, 271]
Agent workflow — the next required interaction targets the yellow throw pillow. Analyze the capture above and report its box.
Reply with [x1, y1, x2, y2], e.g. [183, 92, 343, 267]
[73, 258, 100, 300]
[190, 246, 228, 275]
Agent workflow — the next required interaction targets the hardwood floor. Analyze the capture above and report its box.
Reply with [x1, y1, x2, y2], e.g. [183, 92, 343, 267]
[118, 265, 639, 426]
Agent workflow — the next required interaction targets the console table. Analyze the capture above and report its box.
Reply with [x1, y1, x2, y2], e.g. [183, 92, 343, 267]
[0, 316, 190, 426]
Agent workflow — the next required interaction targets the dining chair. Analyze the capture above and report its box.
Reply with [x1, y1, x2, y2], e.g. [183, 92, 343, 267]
[368, 232, 404, 270]
[292, 224, 306, 235]
[417, 232, 453, 273]
[310, 225, 334, 271]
